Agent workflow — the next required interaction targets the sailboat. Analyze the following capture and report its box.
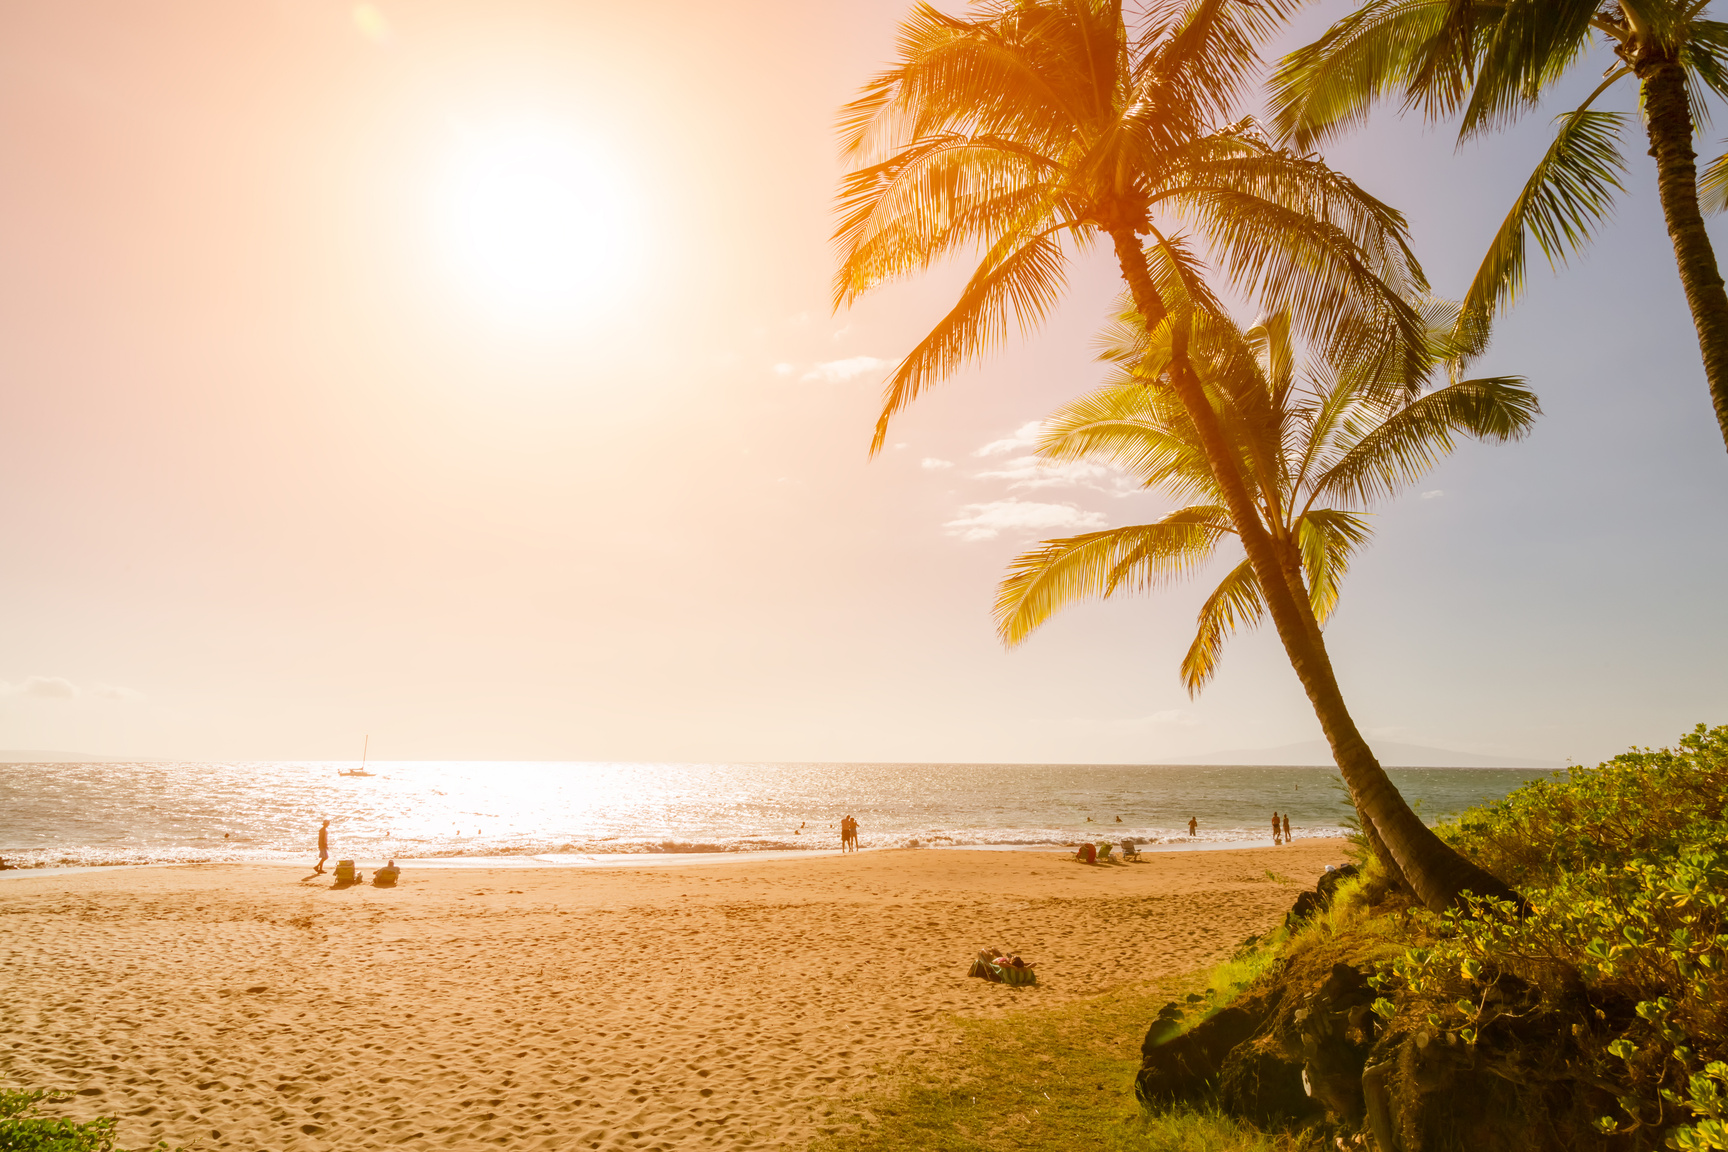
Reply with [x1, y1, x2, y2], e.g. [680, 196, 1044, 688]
[338, 735, 375, 777]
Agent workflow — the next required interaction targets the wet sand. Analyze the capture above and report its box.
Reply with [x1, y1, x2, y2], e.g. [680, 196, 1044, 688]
[0, 840, 1345, 1150]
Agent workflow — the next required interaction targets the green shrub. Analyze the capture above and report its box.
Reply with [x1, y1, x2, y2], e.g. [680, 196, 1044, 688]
[0, 1088, 173, 1152]
[1362, 724, 1728, 1149]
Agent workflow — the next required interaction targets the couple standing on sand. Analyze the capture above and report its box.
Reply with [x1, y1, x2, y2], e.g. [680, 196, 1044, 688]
[1271, 812, 1292, 845]
[840, 815, 860, 853]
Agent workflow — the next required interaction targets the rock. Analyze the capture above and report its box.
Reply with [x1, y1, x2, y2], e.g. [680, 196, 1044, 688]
[1217, 1040, 1320, 1124]
[1284, 863, 1360, 929]
[1135, 1003, 1267, 1105]
[1291, 962, 1376, 1126]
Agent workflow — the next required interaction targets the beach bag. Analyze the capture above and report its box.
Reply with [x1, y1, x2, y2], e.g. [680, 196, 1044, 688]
[334, 860, 356, 883]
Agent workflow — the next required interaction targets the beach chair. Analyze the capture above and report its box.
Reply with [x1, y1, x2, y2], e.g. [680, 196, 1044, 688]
[1121, 840, 1141, 862]
[1096, 841, 1113, 862]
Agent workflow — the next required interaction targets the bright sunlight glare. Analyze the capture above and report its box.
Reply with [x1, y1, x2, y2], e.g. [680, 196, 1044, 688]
[431, 119, 642, 327]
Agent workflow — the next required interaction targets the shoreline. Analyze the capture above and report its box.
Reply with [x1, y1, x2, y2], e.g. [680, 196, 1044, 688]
[0, 833, 1347, 877]
[1, 841, 1346, 1151]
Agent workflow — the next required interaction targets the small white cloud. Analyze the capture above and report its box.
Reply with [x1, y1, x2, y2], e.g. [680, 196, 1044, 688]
[800, 355, 890, 384]
[90, 683, 146, 702]
[3, 675, 78, 699]
[0, 675, 143, 701]
[974, 455, 1126, 492]
[772, 363, 794, 377]
[944, 499, 1107, 542]
[921, 457, 954, 470]
[1421, 490, 1444, 500]
[974, 421, 1047, 457]
[1147, 709, 1201, 727]
[892, 442, 909, 450]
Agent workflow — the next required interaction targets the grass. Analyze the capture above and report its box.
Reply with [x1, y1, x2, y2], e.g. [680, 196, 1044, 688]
[809, 980, 1311, 1152]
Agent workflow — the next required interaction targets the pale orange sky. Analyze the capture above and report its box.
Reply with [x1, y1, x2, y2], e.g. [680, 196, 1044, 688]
[0, 0, 1723, 764]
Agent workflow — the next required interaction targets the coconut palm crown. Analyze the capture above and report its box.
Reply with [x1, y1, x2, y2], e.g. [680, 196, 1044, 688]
[996, 301, 1540, 695]
[835, 0, 1522, 911]
[1270, 0, 1728, 454]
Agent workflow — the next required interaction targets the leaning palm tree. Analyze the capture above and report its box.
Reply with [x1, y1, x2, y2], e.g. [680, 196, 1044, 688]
[837, 0, 1518, 908]
[996, 301, 1538, 730]
[1270, 0, 1728, 453]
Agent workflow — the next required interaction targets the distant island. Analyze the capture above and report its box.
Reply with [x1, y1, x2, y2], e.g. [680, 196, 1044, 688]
[1157, 739, 1557, 769]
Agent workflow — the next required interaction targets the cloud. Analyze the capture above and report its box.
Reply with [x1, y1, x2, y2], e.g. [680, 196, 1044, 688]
[1421, 490, 1444, 500]
[944, 499, 1107, 542]
[800, 356, 890, 384]
[921, 457, 955, 470]
[1146, 709, 1201, 726]
[91, 683, 147, 702]
[0, 675, 143, 701]
[974, 455, 1128, 493]
[5, 675, 78, 699]
[772, 363, 794, 377]
[973, 421, 1047, 457]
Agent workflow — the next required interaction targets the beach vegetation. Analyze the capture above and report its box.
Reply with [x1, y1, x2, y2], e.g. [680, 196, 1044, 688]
[1271, 0, 1728, 453]
[0, 1087, 176, 1152]
[1132, 723, 1728, 1151]
[836, 0, 1518, 913]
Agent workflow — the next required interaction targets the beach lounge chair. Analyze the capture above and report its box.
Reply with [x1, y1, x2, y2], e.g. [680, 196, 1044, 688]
[1121, 840, 1141, 862]
[1096, 841, 1113, 862]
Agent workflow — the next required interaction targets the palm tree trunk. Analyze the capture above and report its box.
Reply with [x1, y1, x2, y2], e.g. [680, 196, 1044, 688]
[1638, 50, 1728, 453]
[1110, 230, 1519, 912]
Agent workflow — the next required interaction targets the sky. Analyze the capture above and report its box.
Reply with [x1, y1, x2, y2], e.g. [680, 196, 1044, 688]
[0, 0, 1722, 766]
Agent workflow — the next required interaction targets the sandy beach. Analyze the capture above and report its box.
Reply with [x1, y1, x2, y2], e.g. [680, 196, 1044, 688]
[1, 841, 1345, 1151]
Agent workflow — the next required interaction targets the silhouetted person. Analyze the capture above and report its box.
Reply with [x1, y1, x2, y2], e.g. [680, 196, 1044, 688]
[1282, 813, 1292, 843]
[315, 820, 330, 874]
[1188, 816, 1197, 838]
[1272, 812, 1282, 845]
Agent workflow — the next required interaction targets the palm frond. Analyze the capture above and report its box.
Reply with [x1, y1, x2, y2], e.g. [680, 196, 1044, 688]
[995, 510, 1232, 647]
[1457, 0, 1600, 139]
[1035, 384, 1219, 501]
[1307, 375, 1540, 508]
[1140, 0, 1304, 133]
[1702, 145, 1728, 215]
[1297, 507, 1375, 623]
[833, 138, 1063, 305]
[1684, 20, 1728, 113]
[1268, 0, 1465, 151]
[871, 223, 1076, 454]
[1179, 556, 1264, 694]
[1458, 107, 1626, 324]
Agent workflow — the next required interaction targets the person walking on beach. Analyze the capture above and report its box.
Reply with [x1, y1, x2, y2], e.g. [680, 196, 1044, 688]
[1282, 813, 1292, 844]
[1187, 816, 1197, 838]
[1271, 812, 1282, 845]
[315, 819, 330, 874]
[847, 816, 860, 852]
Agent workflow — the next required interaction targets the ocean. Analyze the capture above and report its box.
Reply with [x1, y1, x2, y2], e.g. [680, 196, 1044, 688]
[0, 759, 1554, 869]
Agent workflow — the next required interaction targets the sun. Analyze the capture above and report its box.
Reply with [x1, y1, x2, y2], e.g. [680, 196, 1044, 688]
[431, 119, 641, 326]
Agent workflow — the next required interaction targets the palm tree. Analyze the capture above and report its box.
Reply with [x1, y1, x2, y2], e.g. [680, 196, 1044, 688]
[836, 0, 1519, 908]
[1270, 0, 1728, 454]
[995, 301, 1538, 742]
